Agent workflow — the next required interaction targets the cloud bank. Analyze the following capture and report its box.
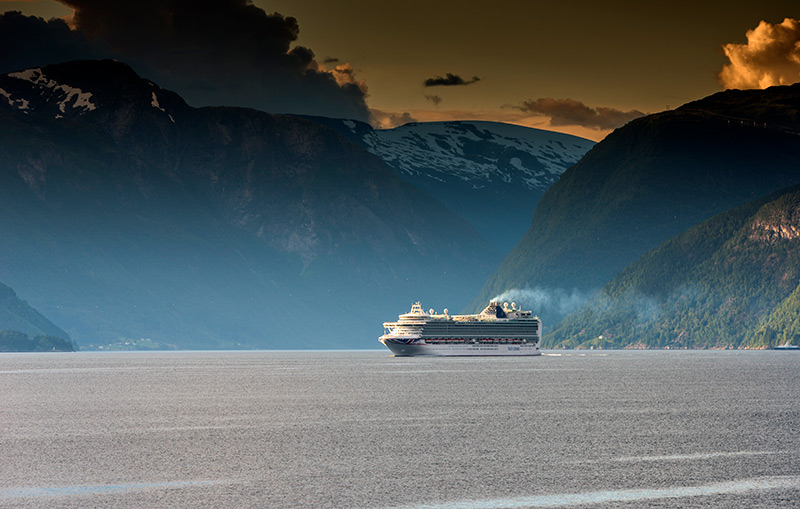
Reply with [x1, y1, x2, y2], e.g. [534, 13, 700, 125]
[511, 97, 645, 130]
[719, 18, 800, 90]
[0, 10, 103, 72]
[370, 109, 416, 129]
[0, 1, 370, 121]
[423, 73, 480, 87]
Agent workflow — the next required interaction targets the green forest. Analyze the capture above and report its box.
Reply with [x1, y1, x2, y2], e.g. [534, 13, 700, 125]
[0, 330, 75, 352]
[546, 186, 800, 349]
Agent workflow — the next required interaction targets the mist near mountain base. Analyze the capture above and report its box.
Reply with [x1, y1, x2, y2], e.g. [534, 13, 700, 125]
[589, 288, 664, 324]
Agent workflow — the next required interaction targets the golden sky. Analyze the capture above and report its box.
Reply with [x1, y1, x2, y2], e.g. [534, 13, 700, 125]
[260, 0, 799, 138]
[3, 0, 799, 140]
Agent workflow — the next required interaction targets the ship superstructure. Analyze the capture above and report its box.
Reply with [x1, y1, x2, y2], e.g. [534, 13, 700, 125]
[379, 301, 541, 356]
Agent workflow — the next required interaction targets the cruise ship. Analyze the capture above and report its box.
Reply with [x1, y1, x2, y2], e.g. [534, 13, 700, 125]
[379, 301, 541, 356]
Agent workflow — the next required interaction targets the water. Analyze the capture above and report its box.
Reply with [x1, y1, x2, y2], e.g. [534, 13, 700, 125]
[1, 350, 798, 508]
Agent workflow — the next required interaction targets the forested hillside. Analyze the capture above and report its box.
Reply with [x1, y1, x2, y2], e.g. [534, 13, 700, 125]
[547, 186, 800, 349]
[474, 84, 800, 324]
[0, 281, 73, 351]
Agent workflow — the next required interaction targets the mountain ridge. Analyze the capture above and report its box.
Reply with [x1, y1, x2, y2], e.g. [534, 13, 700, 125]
[0, 280, 71, 340]
[546, 184, 800, 349]
[0, 59, 500, 349]
[304, 116, 595, 251]
[473, 83, 800, 323]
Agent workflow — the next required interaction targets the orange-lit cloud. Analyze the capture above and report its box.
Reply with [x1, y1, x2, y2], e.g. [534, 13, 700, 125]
[719, 18, 800, 89]
[370, 108, 613, 141]
[408, 109, 524, 125]
[370, 109, 416, 129]
[509, 98, 645, 131]
[324, 62, 368, 95]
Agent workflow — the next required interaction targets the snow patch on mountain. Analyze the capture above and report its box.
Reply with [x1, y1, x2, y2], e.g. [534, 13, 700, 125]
[8, 68, 46, 85]
[151, 92, 164, 111]
[151, 91, 175, 123]
[311, 118, 596, 251]
[66, 87, 95, 112]
[359, 121, 594, 191]
[0, 88, 29, 111]
[8, 67, 96, 113]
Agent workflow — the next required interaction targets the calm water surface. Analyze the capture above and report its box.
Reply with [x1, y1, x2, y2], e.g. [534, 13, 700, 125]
[1, 350, 798, 508]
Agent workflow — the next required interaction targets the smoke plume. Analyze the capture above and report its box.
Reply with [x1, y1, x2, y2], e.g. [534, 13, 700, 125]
[491, 287, 594, 317]
[719, 18, 800, 89]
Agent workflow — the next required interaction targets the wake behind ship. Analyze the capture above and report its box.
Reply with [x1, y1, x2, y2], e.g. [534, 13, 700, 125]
[379, 301, 541, 356]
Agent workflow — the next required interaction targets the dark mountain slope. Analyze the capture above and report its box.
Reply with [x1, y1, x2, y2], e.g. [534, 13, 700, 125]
[305, 117, 595, 251]
[473, 84, 800, 323]
[546, 185, 800, 349]
[0, 60, 499, 349]
[0, 281, 71, 340]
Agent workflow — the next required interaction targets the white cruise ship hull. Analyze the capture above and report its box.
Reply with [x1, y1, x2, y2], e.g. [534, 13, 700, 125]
[381, 340, 541, 357]
[380, 301, 542, 357]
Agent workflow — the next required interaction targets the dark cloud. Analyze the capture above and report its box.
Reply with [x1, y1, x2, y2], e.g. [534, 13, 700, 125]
[323, 56, 340, 64]
[719, 18, 800, 89]
[512, 97, 645, 130]
[0, 2, 370, 121]
[0, 11, 104, 73]
[424, 94, 442, 106]
[423, 73, 480, 87]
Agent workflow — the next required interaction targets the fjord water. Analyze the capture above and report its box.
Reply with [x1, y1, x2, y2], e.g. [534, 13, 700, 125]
[1, 351, 798, 508]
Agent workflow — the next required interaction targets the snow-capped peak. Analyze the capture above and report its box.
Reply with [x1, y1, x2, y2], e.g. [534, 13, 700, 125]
[8, 68, 47, 85]
[0, 87, 29, 111]
[317, 118, 596, 251]
[359, 120, 594, 191]
[7, 67, 96, 114]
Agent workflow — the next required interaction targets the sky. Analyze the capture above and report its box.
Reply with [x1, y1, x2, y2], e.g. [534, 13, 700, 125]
[1, 0, 799, 140]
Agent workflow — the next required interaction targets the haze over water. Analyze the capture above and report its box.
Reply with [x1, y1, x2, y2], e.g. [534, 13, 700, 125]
[1, 350, 798, 508]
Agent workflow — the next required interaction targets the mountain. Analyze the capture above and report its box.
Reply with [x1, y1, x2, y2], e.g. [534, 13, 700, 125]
[0, 279, 72, 342]
[473, 84, 800, 323]
[0, 59, 500, 349]
[546, 185, 800, 349]
[305, 117, 595, 251]
[0, 280, 73, 352]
